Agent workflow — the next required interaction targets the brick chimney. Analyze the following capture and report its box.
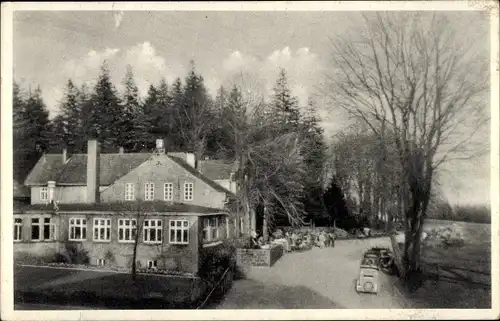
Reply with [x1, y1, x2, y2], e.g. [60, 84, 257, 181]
[86, 140, 101, 203]
[119, 147, 124, 154]
[62, 148, 68, 163]
[186, 152, 196, 169]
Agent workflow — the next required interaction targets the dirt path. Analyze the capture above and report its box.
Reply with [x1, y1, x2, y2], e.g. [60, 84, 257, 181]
[216, 236, 414, 309]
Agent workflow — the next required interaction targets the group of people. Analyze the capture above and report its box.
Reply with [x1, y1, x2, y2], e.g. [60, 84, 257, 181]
[283, 229, 337, 251]
[248, 228, 337, 252]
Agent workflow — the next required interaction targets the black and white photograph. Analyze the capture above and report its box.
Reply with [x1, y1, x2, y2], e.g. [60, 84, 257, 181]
[1, 1, 498, 320]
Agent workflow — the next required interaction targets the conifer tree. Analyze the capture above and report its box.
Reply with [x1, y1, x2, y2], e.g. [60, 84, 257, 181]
[120, 65, 141, 151]
[89, 62, 122, 152]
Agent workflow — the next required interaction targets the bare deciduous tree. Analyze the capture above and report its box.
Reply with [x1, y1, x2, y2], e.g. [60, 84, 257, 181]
[324, 12, 489, 281]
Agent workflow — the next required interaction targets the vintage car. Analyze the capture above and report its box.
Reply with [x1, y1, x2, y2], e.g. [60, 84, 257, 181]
[355, 251, 380, 294]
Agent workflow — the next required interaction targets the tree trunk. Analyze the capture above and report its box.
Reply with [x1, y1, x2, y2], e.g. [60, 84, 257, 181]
[132, 236, 139, 281]
[263, 203, 269, 243]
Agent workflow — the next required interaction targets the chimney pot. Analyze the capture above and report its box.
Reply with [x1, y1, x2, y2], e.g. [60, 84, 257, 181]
[86, 140, 101, 204]
[62, 148, 67, 163]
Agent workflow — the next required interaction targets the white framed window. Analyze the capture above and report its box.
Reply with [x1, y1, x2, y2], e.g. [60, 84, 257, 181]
[169, 220, 189, 244]
[43, 217, 56, 240]
[93, 218, 111, 242]
[202, 217, 219, 242]
[183, 182, 194, 201]
[14, 218, 23, 241]
[143, 219, 162, 243]
[40, 187, 48, 202]
[147, 260, 158, 269]
[31, 218, 41, 241]
[69, 218, 87, 241]
[97, 258, 106, 267]
[118, 219, 137, 242]
[145, 183, 155, 201]
[164, 183, 173, 201]
[125, 183, 135, 201]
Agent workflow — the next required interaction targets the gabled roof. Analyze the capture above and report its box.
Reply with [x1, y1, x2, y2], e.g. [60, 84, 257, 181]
[14, 179, 30, 198]
[167, 156, 236, 196]
[14, 201, 227, 214]
[198, 159, 239, 181]
[24, 153, 152, 186]
[23, 152, 236, 197]
[24, 154, 66, 185]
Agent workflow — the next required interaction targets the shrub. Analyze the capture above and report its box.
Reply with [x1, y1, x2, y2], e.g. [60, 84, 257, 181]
[64, 243, 90, 265]
[198, 241, 236, 288]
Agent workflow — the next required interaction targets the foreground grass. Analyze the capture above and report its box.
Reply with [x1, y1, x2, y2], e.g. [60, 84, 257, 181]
[14, 265, 205, 309]
[396, 220, 491, 308]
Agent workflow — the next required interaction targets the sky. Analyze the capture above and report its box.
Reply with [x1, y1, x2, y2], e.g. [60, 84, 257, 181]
[12, 10, 492, 206]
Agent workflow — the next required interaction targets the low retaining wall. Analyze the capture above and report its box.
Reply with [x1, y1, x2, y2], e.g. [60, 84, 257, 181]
[236, 244, 284, 267]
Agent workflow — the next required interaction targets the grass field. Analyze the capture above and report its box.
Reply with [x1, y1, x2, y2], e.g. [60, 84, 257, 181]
[14, 265, 206, 309]
[406, 220, 492, 308]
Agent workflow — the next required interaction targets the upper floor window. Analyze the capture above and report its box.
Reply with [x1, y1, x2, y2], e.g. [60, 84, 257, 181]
[169, 220, 189, 244]
[145, 183, 155, 201]
[118, 218, 136, 242]
[164, 183, 173, 201]
[202, 217, 218, 242]
[143, 219, 162, 243]
[184, 182, 194, 201]
[69, 218, 87, 241]
[40, 187, 48, 202]
[125, 183, 135, 201]
[14, 218, 22, 241]
[93, 218, 111, 242]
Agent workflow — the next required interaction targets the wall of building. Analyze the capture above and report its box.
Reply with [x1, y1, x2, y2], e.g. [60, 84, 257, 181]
[214, 180, 237, 194]
[13, 212, 201, 274]
[31, 186, 89, 204]
[13, 212, 62, 258]
[100, 155, 227, 209]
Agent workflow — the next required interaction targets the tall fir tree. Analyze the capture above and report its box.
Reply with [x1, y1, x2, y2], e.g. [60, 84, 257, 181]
[50, 79, 83, 152]
[14, 85, 52, 181]
[271, 68, 301, 131]
[299, 98, 328, 223]
[90, 62, 122, 152]
[179, 62, 214, 158]
[120, 65, 141, 151]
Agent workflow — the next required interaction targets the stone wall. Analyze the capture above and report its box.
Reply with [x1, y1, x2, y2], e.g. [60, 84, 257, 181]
[236, 244, 284, 267]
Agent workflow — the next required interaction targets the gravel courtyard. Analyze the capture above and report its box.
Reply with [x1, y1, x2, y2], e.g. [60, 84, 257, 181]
[215, 236, 413, 309]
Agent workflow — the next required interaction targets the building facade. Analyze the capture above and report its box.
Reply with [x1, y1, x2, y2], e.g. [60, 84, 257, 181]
[14, 140, 240, 275]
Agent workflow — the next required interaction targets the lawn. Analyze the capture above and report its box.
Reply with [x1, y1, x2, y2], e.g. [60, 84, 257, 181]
[15, 265, 206, 309]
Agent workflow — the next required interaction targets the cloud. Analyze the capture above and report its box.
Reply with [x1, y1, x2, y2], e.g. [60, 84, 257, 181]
[114, 11, 124, 28]
[53, 42, 186, 106]
[220, 46, 323, 106]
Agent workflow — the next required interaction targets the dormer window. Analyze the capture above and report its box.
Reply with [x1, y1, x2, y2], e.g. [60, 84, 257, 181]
[40, 187, 48, 202]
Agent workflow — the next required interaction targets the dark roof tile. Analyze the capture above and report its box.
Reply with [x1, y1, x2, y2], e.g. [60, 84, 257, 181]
[198, 160, 238, 180]
[25, 153, 151, 185]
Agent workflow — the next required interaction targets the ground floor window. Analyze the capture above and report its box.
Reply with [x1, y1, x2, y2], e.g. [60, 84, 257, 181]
[169, 220, 189, 244]
[202, 217, 218, 242]
[118, 219, 137, 242]
[69, 218, 87, 241]
[31, 218, 41, 241]
[93, 218, 111, 241]
[143, 219, 162, 243]
[14, 218, 22, 241]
